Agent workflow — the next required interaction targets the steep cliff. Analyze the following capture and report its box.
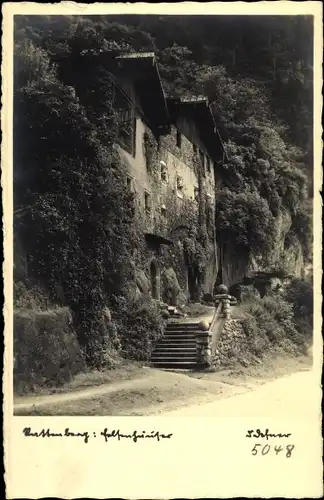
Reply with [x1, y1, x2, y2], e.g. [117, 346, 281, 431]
[248, 207, 305, 277]
[220, 207, 306, 289]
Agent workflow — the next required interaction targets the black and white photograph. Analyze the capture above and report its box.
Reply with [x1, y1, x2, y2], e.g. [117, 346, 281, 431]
[11, 9, 319, 421]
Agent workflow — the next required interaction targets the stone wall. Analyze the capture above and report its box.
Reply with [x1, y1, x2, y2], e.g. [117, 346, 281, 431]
[212, 319, 251, 369]
[196, 330, 212, 369]
[119, 115, 219, 304]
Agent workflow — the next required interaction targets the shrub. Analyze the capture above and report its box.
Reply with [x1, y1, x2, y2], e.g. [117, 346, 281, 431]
[14, 307, 86, 394]
[14, 281, 53, 310]
[241, 313, 271, 356]
[240, 285, 260, 303]
[113, 296, 166, 361]
[241, 295, 306, 353]
[284, 277, 313, 337]
[284, 278, 313, 319]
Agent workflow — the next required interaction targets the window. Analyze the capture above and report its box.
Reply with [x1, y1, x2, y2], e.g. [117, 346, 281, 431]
[126, 174, 134, 192]
[176, 130, 182, 148]
[116, 86, 136, 157]
[144, 191, 151, 213]
[176, 175, 184, 199]
[160, 161, 168, 182]
[161, 204, 167, 217]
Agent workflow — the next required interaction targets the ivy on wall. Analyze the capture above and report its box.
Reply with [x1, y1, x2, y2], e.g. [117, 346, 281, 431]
[143, 131, 158, 172]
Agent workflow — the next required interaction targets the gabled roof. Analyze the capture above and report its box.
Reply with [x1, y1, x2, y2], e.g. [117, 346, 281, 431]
[81, 50, 226, 159]
[115, 52, 170, 127]
[167, 96, 227, 163]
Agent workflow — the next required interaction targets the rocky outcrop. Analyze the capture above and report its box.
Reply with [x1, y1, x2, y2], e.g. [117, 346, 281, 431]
[161, 267, 181, 306]
[247, 207, 304, 277]
[220, 207, 305, 289]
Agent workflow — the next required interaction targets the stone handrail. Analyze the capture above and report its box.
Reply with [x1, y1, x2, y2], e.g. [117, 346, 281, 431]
[209, 300, 225, 355]
[196, 294, 235, 369]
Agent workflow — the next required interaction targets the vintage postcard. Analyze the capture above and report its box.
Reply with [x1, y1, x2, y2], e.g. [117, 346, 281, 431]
[2, 1, 323, 498]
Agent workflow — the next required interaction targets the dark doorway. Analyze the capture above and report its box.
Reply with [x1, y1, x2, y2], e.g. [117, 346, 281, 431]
[150, 260, 160, 299]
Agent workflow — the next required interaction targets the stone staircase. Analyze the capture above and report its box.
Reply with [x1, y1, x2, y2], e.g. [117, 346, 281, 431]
[151, 321, 200, 369]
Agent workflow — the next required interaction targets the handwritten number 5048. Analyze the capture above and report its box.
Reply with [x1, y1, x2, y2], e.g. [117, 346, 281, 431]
[252, 444, 295, 457]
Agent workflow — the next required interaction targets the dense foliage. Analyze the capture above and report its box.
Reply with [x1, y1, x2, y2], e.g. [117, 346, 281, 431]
[14, 308, 85, 393]
[112, 296, 166, 361]
[14, 29, 137, 366]
[241, 294, 307, 357]
[284, 277, 313, 336]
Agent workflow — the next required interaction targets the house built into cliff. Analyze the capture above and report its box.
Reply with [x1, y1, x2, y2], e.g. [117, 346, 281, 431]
[104, 51, 227, 304]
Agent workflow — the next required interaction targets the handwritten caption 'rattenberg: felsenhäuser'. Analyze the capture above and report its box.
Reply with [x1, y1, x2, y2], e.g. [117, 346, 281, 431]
[22, 427, 173, 444]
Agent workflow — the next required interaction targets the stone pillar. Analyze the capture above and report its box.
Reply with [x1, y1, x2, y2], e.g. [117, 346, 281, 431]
[196, 321, 212, 368]
[214, 293, 232, 320]
[223, 296, 231, 319]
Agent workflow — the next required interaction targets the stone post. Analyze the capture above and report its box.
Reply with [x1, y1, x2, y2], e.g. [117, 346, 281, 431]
[196, 320, 212, 369]
[222, 295, 231, 319]
[214, 293, 232, 319]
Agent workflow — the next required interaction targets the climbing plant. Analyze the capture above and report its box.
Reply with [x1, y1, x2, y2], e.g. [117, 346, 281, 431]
[143, 130, 158, 172]
[14, 35, 137, 367]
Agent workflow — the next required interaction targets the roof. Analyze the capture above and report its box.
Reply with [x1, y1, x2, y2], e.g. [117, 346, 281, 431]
[167, 96, 227, 163]
[115, 52, 169, 127]
[82, 51, 226, 159]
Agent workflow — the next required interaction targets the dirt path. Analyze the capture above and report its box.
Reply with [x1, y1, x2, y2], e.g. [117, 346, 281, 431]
[160, 370, 320, 417]
[14, 370, 198, 410]
[14, 354, 313, 416]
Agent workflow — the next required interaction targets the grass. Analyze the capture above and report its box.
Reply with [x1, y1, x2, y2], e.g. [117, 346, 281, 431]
[187, 351, 312, 385]
[185, 302, 215, 317]
[15, 360, 151, 398]
[15, 377, 225, 416]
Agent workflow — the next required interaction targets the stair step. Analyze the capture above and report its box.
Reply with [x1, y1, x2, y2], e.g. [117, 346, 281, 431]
[158, 337, 196, 342]
[152, 351, 196, 358]
[165, 331, 199, 335]
[163, 335, 196, 340]
[156, 345, 197, 351]
[167, 320, 200, 326]
[150, 320, 204, 369]
[166, 324, 200, 330]
[152, 361, 196, 369]
[162, 336, 196, 341]
[151, 354, 196, 360]
[164, 329, 198, 334]
[153, 347, 196, 352]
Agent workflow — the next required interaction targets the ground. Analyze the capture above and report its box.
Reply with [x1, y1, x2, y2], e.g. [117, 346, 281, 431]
[14, 352, 312, 416]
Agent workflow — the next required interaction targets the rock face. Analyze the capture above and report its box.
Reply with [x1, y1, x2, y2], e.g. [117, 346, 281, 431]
[220, 207, 306, 289]
[161, 267, 181, 306]
[247, 208, 304, 278]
